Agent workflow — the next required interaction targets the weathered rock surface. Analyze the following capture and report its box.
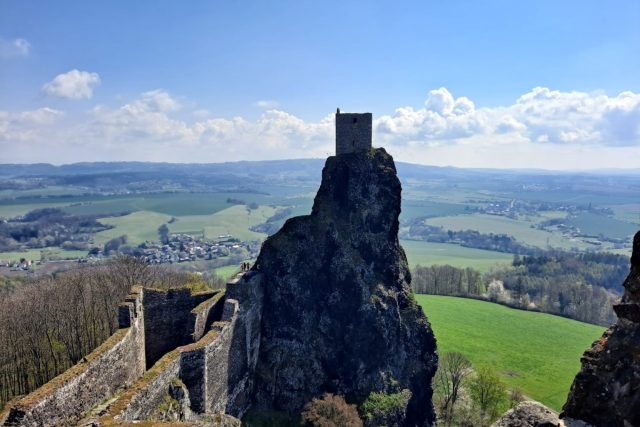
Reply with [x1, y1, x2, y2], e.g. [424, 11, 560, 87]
[250, 148, 438, 425]
[492, 401, 561, 427]
[561, 231, 640, 427]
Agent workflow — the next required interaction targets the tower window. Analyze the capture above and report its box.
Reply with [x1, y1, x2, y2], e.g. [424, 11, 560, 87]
[353, 118, 357, 123]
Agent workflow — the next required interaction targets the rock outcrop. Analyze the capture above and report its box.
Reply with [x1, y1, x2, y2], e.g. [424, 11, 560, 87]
[561, 230, 640, 427]
[492, 401, 561, 427]
[250, 148, 438, 426]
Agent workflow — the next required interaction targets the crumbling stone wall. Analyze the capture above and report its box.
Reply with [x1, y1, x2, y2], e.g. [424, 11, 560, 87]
[143, 288, 217, 367]
[191, 291, 226, 342]
[223, 272, 264, 417]
[2, 276, 259, 427]
[112, 351, 182, 422]
[1, 288, 146, 427]
[180, 273, 265, 418]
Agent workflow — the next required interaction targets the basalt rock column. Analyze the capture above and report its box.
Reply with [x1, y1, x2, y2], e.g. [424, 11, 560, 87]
[251, 148, 438, 426]
[562, 231, 640, 427]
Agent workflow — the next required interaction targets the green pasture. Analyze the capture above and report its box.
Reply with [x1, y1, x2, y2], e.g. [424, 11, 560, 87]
[400, 199, 470, 221]
[567, 212, 637, 240]
[417, 295, 605, 411]
[170, 205, 276, 241]
[608, 204, 640, 225]
[93, 211, 173, 246]
[401, 240, 513, 272]
[213, 264, 242, 280]
[0, 248, 88, 262]
[424, 213, 589, 250]
[0, 192, 277, 218]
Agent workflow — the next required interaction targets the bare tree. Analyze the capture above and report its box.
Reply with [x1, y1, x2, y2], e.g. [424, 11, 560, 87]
[0, 255, 218, 408]
[434, 352, 472, 425]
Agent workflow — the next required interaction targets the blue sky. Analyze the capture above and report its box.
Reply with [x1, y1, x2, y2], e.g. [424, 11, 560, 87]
[1, 0, 639, 168]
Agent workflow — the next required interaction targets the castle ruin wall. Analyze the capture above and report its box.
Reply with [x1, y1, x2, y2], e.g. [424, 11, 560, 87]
[222, 272, 265, 417]
[2, 288, 146, 427]
[112, 351, 182, 422]
[143, 288, 217, 367]
[190, 291, 226, 342]
[2, 275, 259, 427]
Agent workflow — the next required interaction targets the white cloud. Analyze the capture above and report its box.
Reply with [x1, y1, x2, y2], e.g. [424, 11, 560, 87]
[253, 100, 280, 109]
[42, 70, 101, 99]
[0, 37, 31, 58]
[0, 107, 63, 143]
[1, 87, 639, 167]
[375, 86, 640, 149]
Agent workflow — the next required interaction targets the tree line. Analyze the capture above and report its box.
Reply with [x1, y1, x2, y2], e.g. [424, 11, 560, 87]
[412, 251, 628, 326]
[0, 256, 224, 408]
[400, 221, 549, 256]
[0, 208, 114, 252]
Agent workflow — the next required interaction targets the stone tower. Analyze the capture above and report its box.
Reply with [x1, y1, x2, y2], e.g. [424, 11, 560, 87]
[335, 109, 372, 155]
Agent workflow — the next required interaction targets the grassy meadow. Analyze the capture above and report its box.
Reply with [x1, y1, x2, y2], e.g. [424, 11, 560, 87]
[401, 240, 513, 272]
[424, 213, 592, 250]
[417, 295, 605, 411]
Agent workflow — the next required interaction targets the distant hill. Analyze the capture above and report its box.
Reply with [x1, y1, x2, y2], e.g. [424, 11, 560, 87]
[2, 159, 639, 201]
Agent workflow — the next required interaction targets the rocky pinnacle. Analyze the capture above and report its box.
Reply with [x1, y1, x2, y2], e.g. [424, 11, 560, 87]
[250, 148, 438, 426]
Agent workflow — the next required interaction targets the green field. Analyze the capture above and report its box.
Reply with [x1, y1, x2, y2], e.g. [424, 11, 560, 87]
[94, 211, 173, 246]
[567, 212, 637, 240]
[0, 248, 88, 262]
[0, 192, 283, 218]
[424, 213, 590, 250]
[92, 205, 277, 247]
[169, 205, 276, 241]
[400, 200, 469, 221]
[609, 204, 640, 225]
[417, 295, 605, 411]
[401, 240, 513, 272]
[214, 264, 243, 280]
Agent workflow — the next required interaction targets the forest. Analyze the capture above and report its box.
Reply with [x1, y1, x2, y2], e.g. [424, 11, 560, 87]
[401, 221, 548, 256]
[411, 251, 628, 326]
[0, 208, 114, 252]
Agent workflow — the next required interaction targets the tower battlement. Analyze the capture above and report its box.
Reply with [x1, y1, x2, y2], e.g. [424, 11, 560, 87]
[335, 109, 372, 155]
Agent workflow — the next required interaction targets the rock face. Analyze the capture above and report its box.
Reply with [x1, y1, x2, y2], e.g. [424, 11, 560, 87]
[492, 401, 560, 427]
[561, 231, 640, 427]
[251, 148, 438, 425]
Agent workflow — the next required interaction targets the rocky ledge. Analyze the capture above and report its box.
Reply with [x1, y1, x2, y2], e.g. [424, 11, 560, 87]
[561, 231, 640, 427]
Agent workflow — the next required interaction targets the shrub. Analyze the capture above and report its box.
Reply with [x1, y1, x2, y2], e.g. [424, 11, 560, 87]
[360, 389, 411, 422]
[302, 393, 362, 427]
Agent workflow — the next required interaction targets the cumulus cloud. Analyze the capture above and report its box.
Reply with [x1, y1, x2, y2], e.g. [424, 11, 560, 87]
[1, 87, 639, 167]
[42, 70, 101, 99]
[0, 107, 63, 143]
[253, 100, 280, 109]
[0, 37, 31, 58]
[375, 86, 640, 149]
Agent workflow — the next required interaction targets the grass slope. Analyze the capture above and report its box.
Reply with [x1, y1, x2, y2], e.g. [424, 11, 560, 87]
[94, 211, 172, 246]
[417, 295, 605, 411]
[170, 205, 276, 241]
[401, 240, 513, 272]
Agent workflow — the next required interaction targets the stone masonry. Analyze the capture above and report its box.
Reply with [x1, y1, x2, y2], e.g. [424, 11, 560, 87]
[335, 109, 373, 155]
[0, 276, 260, 427]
